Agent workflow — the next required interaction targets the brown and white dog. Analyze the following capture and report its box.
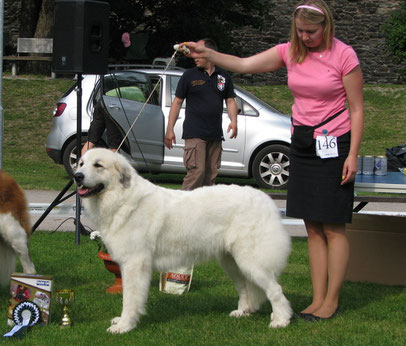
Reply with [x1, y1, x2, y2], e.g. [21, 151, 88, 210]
[0, 170, 36, 287]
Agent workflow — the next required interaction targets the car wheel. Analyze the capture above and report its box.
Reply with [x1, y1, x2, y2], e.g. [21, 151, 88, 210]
[252, 144, 290, 189]
[62, 136, 88, 176]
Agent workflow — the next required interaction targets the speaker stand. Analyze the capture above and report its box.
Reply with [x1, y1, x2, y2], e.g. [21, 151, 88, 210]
[74, 73, 83, 245]
[32, 74, 85, 245]
[31, 179, 75, 232]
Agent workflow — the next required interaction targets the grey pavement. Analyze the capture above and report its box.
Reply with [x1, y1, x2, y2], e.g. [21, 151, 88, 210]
[26, 190, 96, 234]
[25, 190, 404, 237]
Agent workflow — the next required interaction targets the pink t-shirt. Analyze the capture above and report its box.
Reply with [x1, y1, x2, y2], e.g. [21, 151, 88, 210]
[276, 38, 359, 137]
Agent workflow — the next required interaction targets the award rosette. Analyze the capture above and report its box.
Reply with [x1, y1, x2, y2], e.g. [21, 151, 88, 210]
[13, 301, 41, 326]
[3, 301, 41, 338]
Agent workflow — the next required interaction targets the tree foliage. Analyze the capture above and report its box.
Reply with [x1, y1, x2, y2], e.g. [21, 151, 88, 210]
[382, 0, 406, 64]
[15, 0, 265, 69]
[106, 0, 266, 66]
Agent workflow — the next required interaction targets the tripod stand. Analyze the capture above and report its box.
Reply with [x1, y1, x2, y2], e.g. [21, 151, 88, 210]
[32, 74, 85, 245]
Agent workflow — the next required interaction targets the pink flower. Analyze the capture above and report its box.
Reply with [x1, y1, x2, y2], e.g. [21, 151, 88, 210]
[121, 32, 131, 48]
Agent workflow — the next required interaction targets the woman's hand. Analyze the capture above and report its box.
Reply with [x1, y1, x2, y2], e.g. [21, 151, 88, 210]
[341, 154, 358, 185]
[179, 41, 206, 58]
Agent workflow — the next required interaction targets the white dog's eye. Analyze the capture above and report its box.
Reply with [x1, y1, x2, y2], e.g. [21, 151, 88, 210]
[94, 162, 103, 168]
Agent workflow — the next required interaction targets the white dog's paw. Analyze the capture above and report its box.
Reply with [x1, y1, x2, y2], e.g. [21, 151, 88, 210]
[90, 231, 101, 240]
[24, 264, 36, 275]
[107, 320, 134, 334]
[229, 309, 251, 318]
[269, 317, 290, 328]
[110, 317, 121, 325]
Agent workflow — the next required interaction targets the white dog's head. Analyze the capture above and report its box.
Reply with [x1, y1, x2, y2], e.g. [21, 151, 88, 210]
[74, 148, 132, 198]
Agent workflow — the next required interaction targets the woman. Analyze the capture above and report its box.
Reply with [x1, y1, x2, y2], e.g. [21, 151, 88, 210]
[184, 0, 364, 321]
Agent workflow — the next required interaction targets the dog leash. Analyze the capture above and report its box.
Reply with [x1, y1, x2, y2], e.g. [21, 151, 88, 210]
[116, 44, 186, 152]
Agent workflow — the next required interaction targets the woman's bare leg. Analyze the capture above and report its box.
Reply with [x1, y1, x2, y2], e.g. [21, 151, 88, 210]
[301, 220, 328, 314]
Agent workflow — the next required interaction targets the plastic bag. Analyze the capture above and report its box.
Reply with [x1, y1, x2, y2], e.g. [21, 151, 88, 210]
[385, 144, 406, 171]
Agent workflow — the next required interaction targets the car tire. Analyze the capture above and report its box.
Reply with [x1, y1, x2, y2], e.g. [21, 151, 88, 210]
[62, 136, 88, 176]
[252, 144, 290, 189]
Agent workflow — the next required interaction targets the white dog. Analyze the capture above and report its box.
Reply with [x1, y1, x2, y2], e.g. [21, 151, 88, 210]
[0, 171, 36, 287]
[74, 148, 292, 334]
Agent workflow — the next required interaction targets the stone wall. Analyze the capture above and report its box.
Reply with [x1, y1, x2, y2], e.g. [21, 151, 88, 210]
[231, 0, 404, 84]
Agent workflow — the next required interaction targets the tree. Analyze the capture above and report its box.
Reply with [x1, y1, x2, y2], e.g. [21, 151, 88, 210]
[382, 0, 406, 64]
[19, 0, 42, 37]
[106, 0, 266, 66]
[34, 0, 54, 38]
[17, 0, 54, 74]
[16, 0, 265, 69]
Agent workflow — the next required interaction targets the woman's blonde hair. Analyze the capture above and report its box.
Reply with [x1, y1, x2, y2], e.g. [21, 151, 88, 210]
[289, 0, 335, 63]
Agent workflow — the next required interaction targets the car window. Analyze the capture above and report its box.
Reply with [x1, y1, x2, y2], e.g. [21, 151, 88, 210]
[241, 98, 258, 116]
[102, 71, 158, 105]
[87, 78, 101, 116]
[149, 76, 162, 107]
[235, 85, 283, 114]
[170, 76, 180, 103]
[223, 96, 258, 116]
[168, 75, 186, 108]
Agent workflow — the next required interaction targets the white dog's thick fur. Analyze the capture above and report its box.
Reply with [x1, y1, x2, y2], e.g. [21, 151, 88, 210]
[74, 148, 293, 334]
[0, 171, 36, 287]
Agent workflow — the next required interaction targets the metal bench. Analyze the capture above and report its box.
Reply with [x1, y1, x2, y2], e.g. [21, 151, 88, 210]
[269, 192, 406, 212]
[3, 38, 55, 78]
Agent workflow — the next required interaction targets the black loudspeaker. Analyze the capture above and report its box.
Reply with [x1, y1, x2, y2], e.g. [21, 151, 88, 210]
[53, 0, 110, 74]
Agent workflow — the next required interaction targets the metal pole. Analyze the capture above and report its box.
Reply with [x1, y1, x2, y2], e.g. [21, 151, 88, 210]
[75, 74, 82, 245]
[0, 0, 4, 169]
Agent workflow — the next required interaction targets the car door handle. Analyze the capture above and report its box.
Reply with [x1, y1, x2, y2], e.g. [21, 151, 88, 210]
[108, 104, 121, 110]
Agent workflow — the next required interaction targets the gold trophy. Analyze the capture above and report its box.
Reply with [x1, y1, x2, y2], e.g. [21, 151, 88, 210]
[55, 289, 75, 327]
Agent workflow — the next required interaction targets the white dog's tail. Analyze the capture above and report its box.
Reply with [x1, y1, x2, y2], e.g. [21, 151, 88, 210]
[0, 238, 16, 287]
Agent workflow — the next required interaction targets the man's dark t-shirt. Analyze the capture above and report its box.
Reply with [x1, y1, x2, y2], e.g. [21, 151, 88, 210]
[175, 66, 236, 141]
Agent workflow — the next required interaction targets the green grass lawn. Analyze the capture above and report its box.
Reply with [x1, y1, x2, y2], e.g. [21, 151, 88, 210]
[1, 233, 405, 345]
[0, 76, 405, 344]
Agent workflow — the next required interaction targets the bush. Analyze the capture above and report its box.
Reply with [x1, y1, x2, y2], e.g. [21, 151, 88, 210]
[382, 1, 406, 64]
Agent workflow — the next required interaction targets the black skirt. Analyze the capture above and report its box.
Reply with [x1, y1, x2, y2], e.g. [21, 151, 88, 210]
[286, 131, 354, 224]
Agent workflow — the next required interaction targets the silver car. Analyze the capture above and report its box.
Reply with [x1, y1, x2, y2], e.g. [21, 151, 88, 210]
[46, 66, 291, 189]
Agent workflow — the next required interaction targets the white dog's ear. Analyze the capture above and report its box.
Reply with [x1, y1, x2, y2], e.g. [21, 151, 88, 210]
[114, 161, 132, 188]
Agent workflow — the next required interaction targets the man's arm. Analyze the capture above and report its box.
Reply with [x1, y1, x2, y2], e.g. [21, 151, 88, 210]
[165, 96, 184, 149]
[226, 97, 238, 139]
[81, 141, 95, 156]
[81, 105, 106, 155]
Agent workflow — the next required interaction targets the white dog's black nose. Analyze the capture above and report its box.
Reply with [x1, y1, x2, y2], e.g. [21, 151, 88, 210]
[74, 172, 84, 185]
